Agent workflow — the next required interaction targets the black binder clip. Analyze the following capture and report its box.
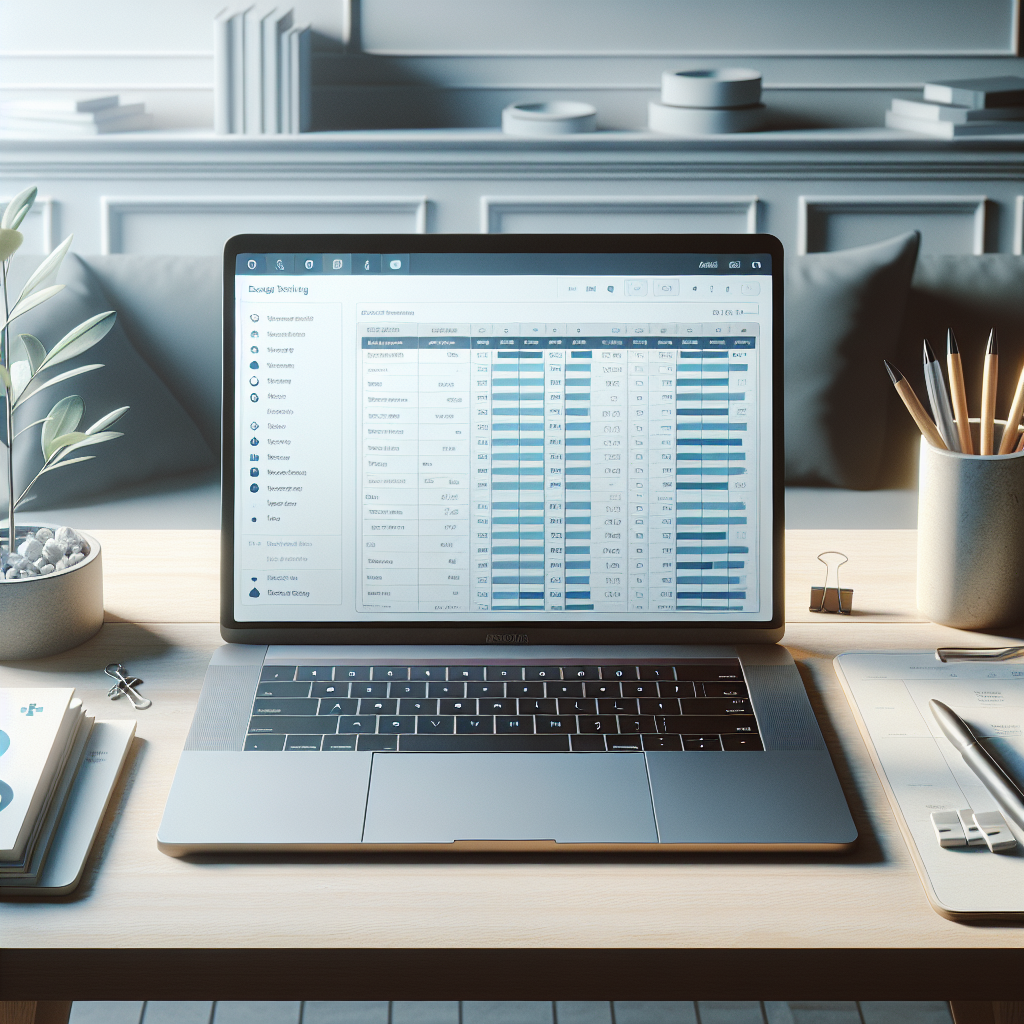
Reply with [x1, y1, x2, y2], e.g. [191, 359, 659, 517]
[809, 550, 853, 614]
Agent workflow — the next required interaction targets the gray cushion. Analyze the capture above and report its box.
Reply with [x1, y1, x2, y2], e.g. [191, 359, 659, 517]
[7, 253, 216, 509]
[785, 231, 920, 489]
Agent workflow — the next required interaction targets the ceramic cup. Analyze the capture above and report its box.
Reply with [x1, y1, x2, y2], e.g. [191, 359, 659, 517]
[917, 422, 1024, 630]
[660, 68, 762, 109]
[501, 101, 597, 136]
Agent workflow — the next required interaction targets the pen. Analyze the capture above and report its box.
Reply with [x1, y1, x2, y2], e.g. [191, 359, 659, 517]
[884, 360, 947, 450]
[946, 329, 973, 454]
[923, 339, 959, 452]
[930, 699, 1024, 830]
[980, 328, 998, 455]
[998, 355, 1024, 454]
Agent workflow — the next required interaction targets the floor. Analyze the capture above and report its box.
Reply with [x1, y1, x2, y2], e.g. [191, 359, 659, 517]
[67, 1001, 954, 1024]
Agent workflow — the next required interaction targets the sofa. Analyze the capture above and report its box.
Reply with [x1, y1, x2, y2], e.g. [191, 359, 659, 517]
[5, 240, 1023, 530]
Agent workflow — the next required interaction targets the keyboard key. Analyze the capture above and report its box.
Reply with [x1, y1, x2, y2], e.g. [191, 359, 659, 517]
[323, 735, 358, 751]
[244, 734, 285, 750]
[722, 734, 764, 751]
[584, 681, 621, 698]
[683, 735, 723, 750]
[249, 716, 337, 734]
[675, 663, 742, 682]
[703, 682, 749, 698]
[496, 716, 534, 734]
[318, 697, 358, 715]
[519, 697, 557, 715]
[253, 698, 318, 716]
[351, 682, 389, 698]
[336, 716, 376, 734]
[449, 666, 485, 681]
[577, 715, 619, 734]
[601, 666, 637, 681]
[429, 682, 466, 698]
[373, 666, 410, 681]
[417, 716, 455, 734]
[642, 733, 682, 751]
[639, 698, 680, 715]
[481, 698, 518, 715]
[401, 734, 570, 752]
[536, 716, 575, 733]
[658, 681, 696, 699]
[358, 735, 398, 751]
[336, 666, 371, 681]
[564, 666, 600, 680]
[360, 698, 398, 715]
[657, 715, 758, 735]
[597, 697, 638, 714]
[255, 681, 310, 699]
[260, 665, 296, 682]
[390, 682, 427, 698]
[456, 716, 495, 734]
[621, 682, 658, 698]
[440, 698, 477, 715]
[559, 697, 597, 715]
[311, 682, 348, 698]
[507, 682, 545, 698]
[485, 666, 522, 681]
[297, 666, 334, 681]
[638, 666, 675, 681]
[607, 735, 642, 751]
[618, 715, 656, 734]
[547, 681, 585, 698]
[285, 735, 323, 751]
[525, 666, 561, 681]
[467, 682, 505, 698]
[409, 667, 447, 681]
[378, 716, 417, 734]
[681, 698, 753, 716]
[399, 698, 438, 715]
[570, 734, 606, 751]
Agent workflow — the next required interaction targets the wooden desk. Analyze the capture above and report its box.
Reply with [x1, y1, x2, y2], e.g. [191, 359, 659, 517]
[2, 529, 1022, 1011]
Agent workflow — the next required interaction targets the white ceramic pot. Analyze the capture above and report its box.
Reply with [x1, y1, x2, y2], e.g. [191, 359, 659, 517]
[0, 526, 104, 661]
[502, 101, 597, 136]
[661, 68, 762, 108]
[648, 101, 766, 135]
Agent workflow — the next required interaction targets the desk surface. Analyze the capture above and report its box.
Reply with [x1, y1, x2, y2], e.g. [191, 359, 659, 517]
[2, 529, 1022, 1003]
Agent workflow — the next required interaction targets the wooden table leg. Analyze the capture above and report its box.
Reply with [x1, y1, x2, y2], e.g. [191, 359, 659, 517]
[0, 1004, 72, 1024]
[951, 1004, 1024, 1024]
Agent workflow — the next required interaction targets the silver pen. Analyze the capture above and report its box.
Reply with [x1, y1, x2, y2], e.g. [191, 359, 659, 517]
[923, 339, 960, 452]
[930, 699, 1024, 829]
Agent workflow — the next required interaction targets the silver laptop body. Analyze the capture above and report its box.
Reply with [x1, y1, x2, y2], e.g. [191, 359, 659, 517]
[158, 233, 857, 853]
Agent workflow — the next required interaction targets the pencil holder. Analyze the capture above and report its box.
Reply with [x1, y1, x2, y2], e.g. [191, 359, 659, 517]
[917, 420, 1024, 630]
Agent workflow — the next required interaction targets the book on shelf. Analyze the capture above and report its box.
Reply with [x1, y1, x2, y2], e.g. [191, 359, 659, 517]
[0, 97, 153, 135]
[890, 97, 1024, 124]
[923, 75, 1024, 109]
[885, 109, 1024, 138]
[263, 8, 294, 133]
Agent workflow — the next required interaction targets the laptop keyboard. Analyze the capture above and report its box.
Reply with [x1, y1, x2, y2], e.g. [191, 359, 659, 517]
[243, 660, 764, 753]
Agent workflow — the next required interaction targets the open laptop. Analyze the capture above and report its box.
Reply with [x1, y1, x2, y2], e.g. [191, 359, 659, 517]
[157, 233, 857, 853]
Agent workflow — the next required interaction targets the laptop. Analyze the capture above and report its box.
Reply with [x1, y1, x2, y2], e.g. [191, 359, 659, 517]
[157, 232, 857, 853]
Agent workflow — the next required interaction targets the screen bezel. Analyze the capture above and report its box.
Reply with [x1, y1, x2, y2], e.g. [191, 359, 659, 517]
[221, 232, 785, 645]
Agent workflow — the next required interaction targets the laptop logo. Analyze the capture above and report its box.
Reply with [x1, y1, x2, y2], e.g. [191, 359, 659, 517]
[486, 633, 529, 644]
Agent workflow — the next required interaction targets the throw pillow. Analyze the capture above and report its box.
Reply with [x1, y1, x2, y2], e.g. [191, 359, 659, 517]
[785, 231, 920, 489]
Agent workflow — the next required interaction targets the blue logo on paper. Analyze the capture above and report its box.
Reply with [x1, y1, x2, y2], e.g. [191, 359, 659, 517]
[0, 780, 12, 813]
[0, 730, 8, 757]
[20, 703, 43, 716]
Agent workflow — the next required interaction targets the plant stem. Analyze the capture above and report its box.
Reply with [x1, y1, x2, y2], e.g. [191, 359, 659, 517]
[1, 257, 13, 560]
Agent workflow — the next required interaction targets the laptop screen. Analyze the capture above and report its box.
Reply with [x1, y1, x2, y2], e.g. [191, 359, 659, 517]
[226, 238, 781, 635]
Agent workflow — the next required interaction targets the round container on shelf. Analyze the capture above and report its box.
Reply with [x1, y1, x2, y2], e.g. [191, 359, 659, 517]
[661, 68, 762, 109]
[916, 422, 1024, 631]
[0, 526, 104, 661]
[501, 101, 597, 136]
[648, 101, 765, 135]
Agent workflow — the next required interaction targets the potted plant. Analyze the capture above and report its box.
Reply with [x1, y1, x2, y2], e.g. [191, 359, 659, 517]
[1, 185, 128, 660]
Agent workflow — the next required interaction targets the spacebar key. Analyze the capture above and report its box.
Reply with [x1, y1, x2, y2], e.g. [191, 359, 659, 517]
[400, 735, 570, 752]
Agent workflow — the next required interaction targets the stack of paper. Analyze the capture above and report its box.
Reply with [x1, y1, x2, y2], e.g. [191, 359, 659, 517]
[215, 6, 312, 134]
[0, 96, 154, 135]
[0, 688, 134, 895]
[885, 76, 1024, 138]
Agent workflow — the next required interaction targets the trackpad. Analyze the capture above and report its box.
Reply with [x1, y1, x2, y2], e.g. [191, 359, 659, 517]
[362, 753, 657, 844]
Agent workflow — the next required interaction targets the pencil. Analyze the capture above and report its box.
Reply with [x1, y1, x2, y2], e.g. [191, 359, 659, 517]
[946, 329, 973, 454]
[923, 339, 959, 451]
[998, 354, 1024, 454]
[980, 328, 998, 455]
[884, 360, 947, 450]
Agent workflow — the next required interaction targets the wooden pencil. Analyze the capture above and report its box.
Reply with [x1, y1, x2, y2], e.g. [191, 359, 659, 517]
[884, 360, 947, 450]
[998, 354, 1024, 454]
[946, 329, 973, 454]
[980, 328, 998, 455]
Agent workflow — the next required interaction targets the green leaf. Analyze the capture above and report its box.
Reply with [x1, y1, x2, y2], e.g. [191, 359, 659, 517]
[0, 228, 23, 262]
[85, 405, 128, 434]
[49, 430, 122, 465]
[38, 310, 116, 370]
[2, 284, 64, 330]
[10, 360, 32, 403]
[12, 363, 102, 410]
[38, 455, 94, 476]
[16, 235, 73, 305]
[13, 416, 52, 440]
[41, 394, 85, 457]
[1, 186, 36, 230]
[44, 430, 89, 461]
[0, 365, 10, 393]
[12, 333, 46, 374]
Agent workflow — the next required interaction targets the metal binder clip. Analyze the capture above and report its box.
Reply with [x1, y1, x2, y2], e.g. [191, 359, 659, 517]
[104, 663, 152, 710]
[935, 646, 1024, 663]
[809, 550, 853, 614]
